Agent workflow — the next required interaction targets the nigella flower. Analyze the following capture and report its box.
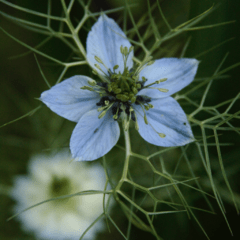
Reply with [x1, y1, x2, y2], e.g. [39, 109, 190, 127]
[11, 151, 106, 240]
[41, 14, 199, 161]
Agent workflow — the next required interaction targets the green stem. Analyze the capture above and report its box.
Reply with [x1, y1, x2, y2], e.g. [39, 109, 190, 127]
[122, 128, 131, 180]
[115, 127, 131, 194]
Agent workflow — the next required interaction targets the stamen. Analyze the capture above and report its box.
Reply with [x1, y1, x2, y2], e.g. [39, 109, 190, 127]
[113, 106, 120, 119]
[94, 56, 103, 64]
[138, 103, 149, 125]
[130, 96, 136, 103]
[123, 46, 128, 56]
[98, 110, 107, 119]
[144, 105, 150, 110]
[144, 114, 148, 124]
[140, 111, 167, 139]
[94, 63, 108, 77]
[120, 45, 133, 71]
[133, 111, 139, 130]
[159, 78, 168, 83]
[158, 88, 169, 93]
[148, 103, 154, 108]
[92, 69, 98, 75]
[135, 56, 153, 75]
[98, 103, 114, 119]
[113, 88, 121, 94]
[120, 45, 124, 54]
[97, 106, 107, 112]
[88, 80, 96, 86]
[104, 100, 109, 106]
[158, 133, 166, 138]
[136, 83, 142, 89]
[113, 65, 119, 71]
[94, 63, 102, 70]
[143, 102, 154, 110]
[146, 87, 169, 93]
[132, 86, 138, 94]
[81, 86, 94, 91]
[144, 78, 167, 88]
[129, 46, 134, 53]
[116, 94, 129, 102]
[129, 106, 134, 117]
[94, 60, 111, 77]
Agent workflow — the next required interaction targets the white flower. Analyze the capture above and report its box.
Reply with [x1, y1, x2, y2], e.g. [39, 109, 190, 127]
[11, 151, 106, 240]
[40, 14, 199, 161]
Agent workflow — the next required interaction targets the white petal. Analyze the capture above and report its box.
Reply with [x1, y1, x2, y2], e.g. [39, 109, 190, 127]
[139, 58, 199, 98]
[40, 76, 100, 122]
[70, 109, 120, 161]
[87, 14, 133, 75]
[134, 97, 194, 146]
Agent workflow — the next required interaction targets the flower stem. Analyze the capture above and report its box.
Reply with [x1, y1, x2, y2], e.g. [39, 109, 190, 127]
[121, 127, 131, 180]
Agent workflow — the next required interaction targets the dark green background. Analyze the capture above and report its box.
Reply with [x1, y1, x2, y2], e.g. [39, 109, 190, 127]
[0, 0, 240, 239]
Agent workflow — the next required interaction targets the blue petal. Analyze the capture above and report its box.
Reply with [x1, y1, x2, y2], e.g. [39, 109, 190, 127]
[70, 109, 120, 161]
[138, 58, 199, 98]
[87, 14, 133, 75]
[40, 76, 100, 122]
[134, 97, 194, 146]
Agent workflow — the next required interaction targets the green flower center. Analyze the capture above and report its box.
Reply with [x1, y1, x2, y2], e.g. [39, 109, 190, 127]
[81, 46, 168, 136]
[50, 176, 72, 198]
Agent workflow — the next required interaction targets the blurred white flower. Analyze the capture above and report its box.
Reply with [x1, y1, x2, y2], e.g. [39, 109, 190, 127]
[11, 150, 107, 240]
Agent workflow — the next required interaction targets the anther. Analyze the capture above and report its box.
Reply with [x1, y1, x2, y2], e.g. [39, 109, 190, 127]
[144, 105, 150, 110]
[159, 78, 168, 83]
[88, 80, 96, 86]
[92, 69, 98, 75]
[108, 85, 112, 92]
[123, 46, 128, 56]
[94, 56, 103, 64]
[158, 133, 166, 138]
[113, 88, 122, 94]
[113, 65, 119, 70]
[148, 104, 154, 108]
[104, 100, 109, 106]
[94, 63, 101, 70]
[134, 114, 139, 130]
[144, 114, 148, 124]
[81, 86, 94, 91]
[130, 96, 136, 103]
[97, 106, 107, 112]
[116, 94, 129, 102]
[132, 87, 138, 94]
[158, 88, 169, 93]
[120, 45, 124, 54]
[136, 83, 141, 89]
[113, 114, 118, 120]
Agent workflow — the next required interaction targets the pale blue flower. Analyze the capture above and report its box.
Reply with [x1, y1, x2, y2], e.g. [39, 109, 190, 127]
[41, 14, 199, 161]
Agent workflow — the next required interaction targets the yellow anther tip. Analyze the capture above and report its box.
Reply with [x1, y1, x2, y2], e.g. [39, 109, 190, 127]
[158, 133, 166, 138]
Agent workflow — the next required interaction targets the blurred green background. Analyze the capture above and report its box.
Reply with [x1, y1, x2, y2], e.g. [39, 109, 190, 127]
[0, 0, 240, 239]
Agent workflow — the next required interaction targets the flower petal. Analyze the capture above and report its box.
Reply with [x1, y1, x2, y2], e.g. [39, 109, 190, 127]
[40, 76, 100, 122]
[134, 97, 194, 146]
[70, 109, 120, 161]
[87, 14, 133, 75]
[138, 58, 199, 98]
